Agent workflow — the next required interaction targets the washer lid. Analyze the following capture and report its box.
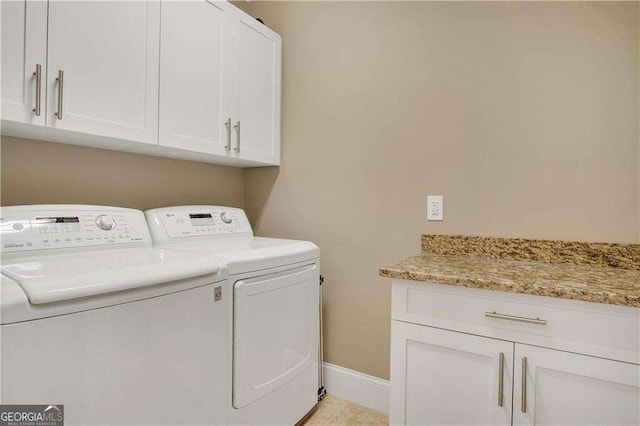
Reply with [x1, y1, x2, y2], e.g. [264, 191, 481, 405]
[1, 247, 223, 304]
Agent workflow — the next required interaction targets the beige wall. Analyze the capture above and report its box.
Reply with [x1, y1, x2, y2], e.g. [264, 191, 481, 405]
[1, 1, 638, 382]
[243, 1, 640, 379]
[1, 136, 244, 210]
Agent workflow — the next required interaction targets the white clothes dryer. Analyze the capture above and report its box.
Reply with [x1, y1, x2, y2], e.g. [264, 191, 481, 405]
[1, 205, 229, 425]
[145, 206, 321, 425]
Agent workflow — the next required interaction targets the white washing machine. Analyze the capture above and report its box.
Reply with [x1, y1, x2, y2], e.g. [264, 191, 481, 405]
[145, 206, 321, 425]
[0, 205, 230, 426]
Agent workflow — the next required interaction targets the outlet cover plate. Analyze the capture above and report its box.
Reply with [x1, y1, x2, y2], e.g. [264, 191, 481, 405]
[427, 195, 444, 221]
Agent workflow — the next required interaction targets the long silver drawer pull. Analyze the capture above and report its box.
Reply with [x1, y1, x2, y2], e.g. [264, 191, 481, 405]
[224, 118, 232, 151]
[485, 311, 547, 325]
[55, 70, 64, 120]
[32, 64, 42, 116]
[498, 352, 504, 407]
[521, 357, 527, 413]
[233, 121, 240, 153]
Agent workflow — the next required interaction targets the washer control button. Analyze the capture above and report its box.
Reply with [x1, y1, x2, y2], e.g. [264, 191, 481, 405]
[12, 223, 24, 231]
[220, 212, 232, 224]
[95, 215, 116, 231]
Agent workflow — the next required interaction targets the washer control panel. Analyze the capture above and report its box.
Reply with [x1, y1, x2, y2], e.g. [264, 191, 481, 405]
[147, 206, 252, 239]
[0, 206, 148, 253]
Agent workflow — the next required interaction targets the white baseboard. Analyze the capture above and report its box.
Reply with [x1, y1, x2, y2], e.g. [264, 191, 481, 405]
[323, 363, 390, 414]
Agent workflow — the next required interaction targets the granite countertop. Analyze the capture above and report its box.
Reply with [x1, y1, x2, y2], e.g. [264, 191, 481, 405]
[380, 235, 640, 308]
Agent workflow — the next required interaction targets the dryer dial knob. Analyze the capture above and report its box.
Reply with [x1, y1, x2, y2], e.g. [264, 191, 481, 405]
[95, 215, 116, 231]
[220, 212, 233, 224]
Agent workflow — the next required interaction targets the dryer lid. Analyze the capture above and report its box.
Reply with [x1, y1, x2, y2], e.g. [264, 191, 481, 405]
[155, 237, 319, 274]
[1, 247, 223, 304]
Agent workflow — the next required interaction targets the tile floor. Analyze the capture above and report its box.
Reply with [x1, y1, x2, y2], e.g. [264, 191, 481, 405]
[300, 395, 388, 426]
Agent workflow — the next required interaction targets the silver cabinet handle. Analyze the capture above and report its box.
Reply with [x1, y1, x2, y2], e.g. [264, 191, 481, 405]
[498, 353, 505, 407]
[233, 120, 240, 153]
[224, 118, 232, 151]
[32, 64, 42, 116]
[55, 70, 64, 120]
[485, 311, 547, 325]
[521, 357, 527, 413]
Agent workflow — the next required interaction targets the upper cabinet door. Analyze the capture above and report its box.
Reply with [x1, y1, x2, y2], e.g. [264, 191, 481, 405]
[231, 10, 282, 165]
[390, 321, 514, 426]
[513, 344, 640, 426]
[46, 1, 160, 144]
[159, 1, 233, 156]
[1, 0, 47, 125]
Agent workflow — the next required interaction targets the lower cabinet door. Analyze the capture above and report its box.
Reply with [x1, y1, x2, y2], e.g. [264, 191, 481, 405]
[513, 344, 640, 426]
[390, 321, 514, 425]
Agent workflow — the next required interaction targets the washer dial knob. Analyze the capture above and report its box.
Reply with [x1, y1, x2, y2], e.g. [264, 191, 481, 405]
[220, 212, 233, 224]
[95, 215, 116, 231]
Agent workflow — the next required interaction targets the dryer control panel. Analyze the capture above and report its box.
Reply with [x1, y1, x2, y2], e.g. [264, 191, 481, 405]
[0, 206, 149, 253]
[146, 206, 253, 240]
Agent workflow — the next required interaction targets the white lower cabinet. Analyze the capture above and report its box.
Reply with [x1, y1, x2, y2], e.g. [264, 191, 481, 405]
[513, 344, 640, 426]
[390, 280, 640, 426]
[391, 322, 513, 425]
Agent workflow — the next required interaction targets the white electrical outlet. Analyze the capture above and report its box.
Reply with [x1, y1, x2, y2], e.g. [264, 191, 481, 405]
[427, 195, 444, 221]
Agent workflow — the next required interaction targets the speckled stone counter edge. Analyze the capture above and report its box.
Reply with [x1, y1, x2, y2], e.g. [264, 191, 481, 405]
[379, 257, 640, 308]
[421, 234, 640, 270]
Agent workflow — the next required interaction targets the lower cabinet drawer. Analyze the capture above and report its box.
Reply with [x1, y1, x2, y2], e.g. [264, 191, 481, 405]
[392, 280, 640, 363]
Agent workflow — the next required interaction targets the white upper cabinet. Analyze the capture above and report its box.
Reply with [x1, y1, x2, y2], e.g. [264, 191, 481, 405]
[159, 1, 233, 156]
[1, 1, 281, 167]
[230, 9, 282, 165]
[1, 0, 48, 126]
[46, 1, 160, 144]
[158, 3, 282, 165]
